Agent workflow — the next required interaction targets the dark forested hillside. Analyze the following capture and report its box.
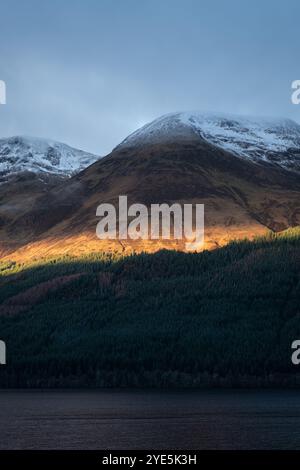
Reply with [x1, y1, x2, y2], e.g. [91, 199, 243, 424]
[0, 228, 299, 388]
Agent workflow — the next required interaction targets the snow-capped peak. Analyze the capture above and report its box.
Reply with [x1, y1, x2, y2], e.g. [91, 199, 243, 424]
[118, 112, 300, 172]
[0, 135, 99, 181]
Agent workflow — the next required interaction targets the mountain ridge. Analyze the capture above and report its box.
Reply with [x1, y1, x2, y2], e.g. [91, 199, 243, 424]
[0, 135, 99, 184]
[117, 111, 300, 172]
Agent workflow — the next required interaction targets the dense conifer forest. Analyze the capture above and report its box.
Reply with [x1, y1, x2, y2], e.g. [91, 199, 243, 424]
[0, 228, 299, 388]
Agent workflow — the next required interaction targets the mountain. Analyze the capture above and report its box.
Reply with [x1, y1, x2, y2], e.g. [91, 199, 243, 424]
[0, 136, 99, 255]
[0, 135, 98, 184]
[1, 112, 300, 260]
[118, 112, 300, 172]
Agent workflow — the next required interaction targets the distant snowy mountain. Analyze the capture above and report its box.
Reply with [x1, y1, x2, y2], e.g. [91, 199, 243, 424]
[0, 136, 99, 183]
[118, 112, 300, 172]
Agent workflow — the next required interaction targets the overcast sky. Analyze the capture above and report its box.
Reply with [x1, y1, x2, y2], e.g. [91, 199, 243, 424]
[0, 0, 299, 155]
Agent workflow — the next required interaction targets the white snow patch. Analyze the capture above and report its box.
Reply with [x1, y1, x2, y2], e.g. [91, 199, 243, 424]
[118, 111, 300, 171]
[0, 136, 99, 181]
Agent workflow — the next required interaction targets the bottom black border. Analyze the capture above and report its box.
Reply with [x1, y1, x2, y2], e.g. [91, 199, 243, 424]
[0, 450, 299, 467]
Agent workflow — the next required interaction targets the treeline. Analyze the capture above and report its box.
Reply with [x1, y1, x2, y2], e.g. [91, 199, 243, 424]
[0, 227, 299, 388]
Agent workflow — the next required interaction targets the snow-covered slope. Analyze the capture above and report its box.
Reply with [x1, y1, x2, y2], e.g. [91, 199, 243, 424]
[118, 112, 300, 172]
[0, 136, 99, 182]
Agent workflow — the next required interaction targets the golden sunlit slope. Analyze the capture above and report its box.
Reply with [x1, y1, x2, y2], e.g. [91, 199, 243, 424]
[1, 133, 300, 262]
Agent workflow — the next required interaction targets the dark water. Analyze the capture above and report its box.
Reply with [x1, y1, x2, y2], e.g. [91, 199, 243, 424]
[0, 390, 300, 449]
